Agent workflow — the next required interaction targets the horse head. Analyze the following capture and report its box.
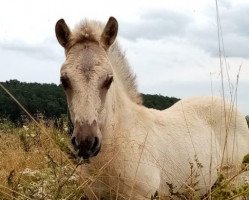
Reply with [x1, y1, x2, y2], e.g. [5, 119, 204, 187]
[55, 17, 118, 159]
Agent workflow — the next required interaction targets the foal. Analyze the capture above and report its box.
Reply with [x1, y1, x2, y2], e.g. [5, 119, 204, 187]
[55, 17, 249, 199]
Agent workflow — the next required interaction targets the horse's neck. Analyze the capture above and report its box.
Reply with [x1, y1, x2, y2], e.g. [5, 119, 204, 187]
[100, 80, 158, 166]
[103, 79, 139, 137]
[107, 45, 142, 105]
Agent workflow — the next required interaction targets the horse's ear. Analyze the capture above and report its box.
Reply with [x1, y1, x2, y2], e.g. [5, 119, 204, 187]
[55, 19, 71, 48]
[101, 17, 118, 49]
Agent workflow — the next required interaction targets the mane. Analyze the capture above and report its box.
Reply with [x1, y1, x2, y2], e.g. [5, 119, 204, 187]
[69, 19, 142, 104]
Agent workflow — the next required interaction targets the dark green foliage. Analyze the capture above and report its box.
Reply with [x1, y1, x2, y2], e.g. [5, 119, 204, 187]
[0, 80, 67, 123]
[243, 154, 249, 165]
[0, 80, 179, 124]
[246, 115, 249, 128]
[142, 94, 179, 110]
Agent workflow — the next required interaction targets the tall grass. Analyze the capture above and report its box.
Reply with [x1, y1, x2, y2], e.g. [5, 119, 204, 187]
[0, 117, 89, 199]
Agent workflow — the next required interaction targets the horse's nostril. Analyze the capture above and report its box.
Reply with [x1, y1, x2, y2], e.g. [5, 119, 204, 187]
[75, 136, 100, 159]
[92, 137, 99, 151]
[84, 136, 99, 151]
[71, 136, 76, 146]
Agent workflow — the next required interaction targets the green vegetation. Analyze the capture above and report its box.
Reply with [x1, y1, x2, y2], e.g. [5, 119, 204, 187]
[0, 80, 179, 124]
[246, 116, 249, 128]
[142, 94, 179, 110]
[0, 80, 66, 123]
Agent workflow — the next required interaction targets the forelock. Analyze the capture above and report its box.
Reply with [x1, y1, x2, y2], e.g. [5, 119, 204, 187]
[66, 20, 104, 52]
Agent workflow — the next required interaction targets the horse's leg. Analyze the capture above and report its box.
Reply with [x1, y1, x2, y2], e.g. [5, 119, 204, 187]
[127, 165, 161, 199]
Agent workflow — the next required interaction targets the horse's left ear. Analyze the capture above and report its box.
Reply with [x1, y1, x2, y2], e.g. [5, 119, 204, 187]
[55, 19, 71, 48]
[101, 17, 118, 49]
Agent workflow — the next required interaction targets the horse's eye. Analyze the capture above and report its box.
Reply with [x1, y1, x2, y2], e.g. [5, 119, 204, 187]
[102, 74, 113, 89]
[60, 76, 70, 90]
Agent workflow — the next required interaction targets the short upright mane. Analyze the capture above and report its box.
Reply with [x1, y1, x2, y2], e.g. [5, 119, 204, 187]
[69, 19, 142, 104]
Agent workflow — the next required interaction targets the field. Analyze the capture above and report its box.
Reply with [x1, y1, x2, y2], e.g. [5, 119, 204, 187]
[1, 118, 249, 200]
[0, 119, 88, 199]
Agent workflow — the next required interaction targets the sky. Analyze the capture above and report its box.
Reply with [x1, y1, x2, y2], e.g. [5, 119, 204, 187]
[0, 0, 248, 114]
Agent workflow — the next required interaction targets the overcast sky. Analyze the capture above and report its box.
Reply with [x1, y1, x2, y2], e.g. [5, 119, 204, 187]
[0, 0, 248, 114]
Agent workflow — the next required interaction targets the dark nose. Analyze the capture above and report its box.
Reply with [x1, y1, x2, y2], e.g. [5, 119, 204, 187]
[71, 136, 100, 159]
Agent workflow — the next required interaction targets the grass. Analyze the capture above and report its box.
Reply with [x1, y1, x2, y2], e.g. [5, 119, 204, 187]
[0, 119, 88, 199]
[0, 119, 249, 199]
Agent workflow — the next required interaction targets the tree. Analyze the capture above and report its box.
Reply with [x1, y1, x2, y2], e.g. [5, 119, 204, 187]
[0, 80, 67, 123]
[142, 94, 179, 110]
[246, 115, 249, 128]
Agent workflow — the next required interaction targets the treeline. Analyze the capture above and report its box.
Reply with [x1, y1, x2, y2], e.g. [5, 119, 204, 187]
[142, 94, 179, 110]
[0, 80, 66, 123]
[0, 80, 179, 124]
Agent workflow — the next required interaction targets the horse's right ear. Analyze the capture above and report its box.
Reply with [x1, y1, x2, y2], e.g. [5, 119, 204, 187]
[55, 19, 71, 48]
[101, 17, 118, 50]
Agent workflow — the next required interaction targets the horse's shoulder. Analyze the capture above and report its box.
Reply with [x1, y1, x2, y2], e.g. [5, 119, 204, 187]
[170, 96, 223, 110]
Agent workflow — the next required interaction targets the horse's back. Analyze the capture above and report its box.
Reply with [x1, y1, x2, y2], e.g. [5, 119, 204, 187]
[167, 96, 249, 163]
[152, 96, 249, 196]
